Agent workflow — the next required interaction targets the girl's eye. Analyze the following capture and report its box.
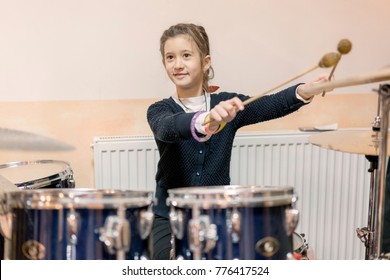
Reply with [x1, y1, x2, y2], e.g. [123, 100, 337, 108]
[165, 55, 174, 61]
[183, 53, 191, 58]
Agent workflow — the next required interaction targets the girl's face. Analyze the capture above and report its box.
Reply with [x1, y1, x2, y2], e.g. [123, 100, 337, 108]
[163, 34, 210, 96]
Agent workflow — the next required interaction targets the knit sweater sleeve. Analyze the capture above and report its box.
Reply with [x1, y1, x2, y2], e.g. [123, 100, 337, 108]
[147, 98, 196, 143]
[233, 84, 307, 128]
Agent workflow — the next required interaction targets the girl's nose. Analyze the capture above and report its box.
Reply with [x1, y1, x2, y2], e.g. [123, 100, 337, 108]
[174, 58, 183, 69]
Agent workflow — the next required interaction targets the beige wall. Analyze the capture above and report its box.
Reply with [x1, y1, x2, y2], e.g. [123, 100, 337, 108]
[0, 92, 378, 188]
[0, 0, 388, 188]
[1, 0, 389, 102]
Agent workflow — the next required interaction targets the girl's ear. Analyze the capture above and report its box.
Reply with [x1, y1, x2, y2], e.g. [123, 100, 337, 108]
[203, 55, 211, 72]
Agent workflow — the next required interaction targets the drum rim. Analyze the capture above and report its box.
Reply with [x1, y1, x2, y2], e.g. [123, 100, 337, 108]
[167, 185, 296, 208]
[0, 159, 73, 189]
[3, 188, 155, 209]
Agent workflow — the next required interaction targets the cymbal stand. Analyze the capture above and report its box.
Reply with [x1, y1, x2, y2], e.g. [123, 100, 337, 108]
[373, 84, 390, 259]
[356, 155, 378, 259]
[356, 84, 390, 259]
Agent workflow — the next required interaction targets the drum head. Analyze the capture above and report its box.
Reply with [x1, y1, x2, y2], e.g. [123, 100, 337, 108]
[167, 185, 296, 208]
[0, 160, 72, 189]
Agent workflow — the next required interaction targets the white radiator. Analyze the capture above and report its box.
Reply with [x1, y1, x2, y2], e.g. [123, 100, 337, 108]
[92, 132, 371, 260]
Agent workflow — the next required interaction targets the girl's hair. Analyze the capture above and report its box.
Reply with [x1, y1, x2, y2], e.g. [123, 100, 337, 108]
[160, 23, 215, 92]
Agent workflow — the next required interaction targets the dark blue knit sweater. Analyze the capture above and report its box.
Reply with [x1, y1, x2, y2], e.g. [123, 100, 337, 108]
[147, 84, 306, 218]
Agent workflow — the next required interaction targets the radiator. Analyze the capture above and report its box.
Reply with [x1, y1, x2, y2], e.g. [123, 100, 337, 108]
[92, 131, 371, 260]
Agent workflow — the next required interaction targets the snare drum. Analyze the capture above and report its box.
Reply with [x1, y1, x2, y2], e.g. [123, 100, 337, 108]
[0, 160, 75, 189]
[1, 189, 154, 260]
[167, 185, 299, 260]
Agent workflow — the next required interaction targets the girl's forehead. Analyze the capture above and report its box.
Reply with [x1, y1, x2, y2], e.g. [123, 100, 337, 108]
[164, 34, 197, 52]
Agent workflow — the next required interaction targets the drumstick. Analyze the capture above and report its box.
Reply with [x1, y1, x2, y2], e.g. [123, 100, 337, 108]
[299, 67, 390, 95]
[322, 39, 352, 97]
[242, 52, 341, 106]
[202, 52, 340, 127]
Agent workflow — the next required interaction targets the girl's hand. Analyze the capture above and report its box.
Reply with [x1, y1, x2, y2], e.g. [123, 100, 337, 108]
[208, 97, 244, 129]
[297, 74, 331, 100]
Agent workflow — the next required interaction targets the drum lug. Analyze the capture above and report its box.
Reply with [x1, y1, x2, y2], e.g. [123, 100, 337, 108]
[66, 210, 80, 260]
[189, 215, 218, 256]
[67, 178, 76, 188]
[0, 212, 12, 240]
[285, 208, 299, 235]
[99, 216, 131, 255]
[230, 208, 241, 243]
[138, 207, 154, 240]
[0, 194, 12, 239]
[169, 208, 184, 239]
[66, 210, 80, 245]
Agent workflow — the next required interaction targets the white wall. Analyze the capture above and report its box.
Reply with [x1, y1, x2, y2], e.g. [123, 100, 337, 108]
[0, 0, 389, 101]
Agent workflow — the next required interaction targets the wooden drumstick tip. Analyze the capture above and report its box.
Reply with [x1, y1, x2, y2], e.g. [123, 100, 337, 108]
[337, 39, 352, 55]
[318, 52, 341, 68]
[322, 40, 352, 97]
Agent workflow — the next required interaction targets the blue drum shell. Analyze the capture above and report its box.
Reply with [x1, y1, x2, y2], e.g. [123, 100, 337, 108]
[10, 206, 150, 260]
[168, 185, 297, 260]
[4, 189, 154, 260]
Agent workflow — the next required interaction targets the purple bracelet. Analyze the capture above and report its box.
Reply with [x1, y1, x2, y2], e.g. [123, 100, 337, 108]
[191, 111, 212, 142]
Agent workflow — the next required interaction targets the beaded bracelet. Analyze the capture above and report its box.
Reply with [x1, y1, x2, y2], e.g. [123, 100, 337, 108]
[191, 111, 212, 142]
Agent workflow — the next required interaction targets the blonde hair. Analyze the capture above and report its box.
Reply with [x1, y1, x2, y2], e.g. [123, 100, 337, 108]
[160, 23, 214, 92]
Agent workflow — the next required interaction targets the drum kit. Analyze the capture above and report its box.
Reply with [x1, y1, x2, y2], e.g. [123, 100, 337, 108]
[0, 43, 390, 260]
[0, 163, 155, 260]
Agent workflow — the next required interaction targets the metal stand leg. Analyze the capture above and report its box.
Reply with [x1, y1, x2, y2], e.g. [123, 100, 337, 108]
[356, 84, 390, 260]
[356, 155, 378, 259]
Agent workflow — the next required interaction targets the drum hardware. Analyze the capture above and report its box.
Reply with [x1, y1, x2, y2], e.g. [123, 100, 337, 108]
[371, 84, 390, 259]
[0, 211, 12, 240]
[356, 84, 390, 259]
[356, 227, 370, 249]
[255, 236, 280, 257]
[292, 232, 309, 260]
[309, 84, 390, 260]
[188, 214, 218, 259]
[138, 206, 155, 240]
[22, 240, 46, 260]
[229, 208, 241, 243]
[99, 206, 131, 260]
[380, 252, 390, 260]
[169, 208, 185, 239]
[356, 154, 378, 259]
[285, 208, 300, 235]
[66, 210, 80, 260]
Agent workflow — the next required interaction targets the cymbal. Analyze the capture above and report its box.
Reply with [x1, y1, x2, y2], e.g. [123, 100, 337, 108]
[308, 129, 390, 156]
[0, 174, 19, 194]
[0, 127, 74, 151]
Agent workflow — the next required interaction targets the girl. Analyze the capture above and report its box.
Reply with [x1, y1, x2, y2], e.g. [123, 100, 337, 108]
[147, 23, 328, 259]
